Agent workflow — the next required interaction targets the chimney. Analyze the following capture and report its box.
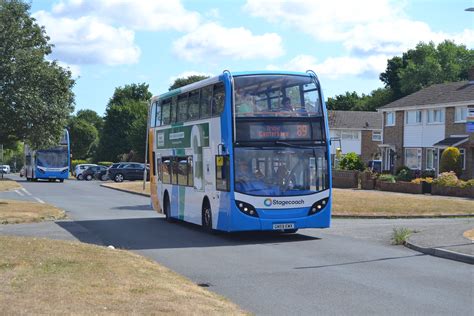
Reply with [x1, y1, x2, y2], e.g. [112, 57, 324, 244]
[468, 67, 474, 83]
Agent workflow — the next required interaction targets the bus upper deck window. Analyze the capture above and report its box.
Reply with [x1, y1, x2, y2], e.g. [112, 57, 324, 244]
[200, 86, 212, 118]
[212, 83, 225, 116]
[155, 101, 162, 126]
[177, 94, 188, 122]
[161, 100, 171, 125]
[188, 91, 200, 120]
[170, 97, 177, 123]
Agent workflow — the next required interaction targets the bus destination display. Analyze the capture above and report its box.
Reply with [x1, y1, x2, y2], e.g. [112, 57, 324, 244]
[247, 122, 311, 140]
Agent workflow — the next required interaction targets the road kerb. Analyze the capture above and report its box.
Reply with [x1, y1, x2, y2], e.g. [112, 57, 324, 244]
[405, 240, 474, 264]
[100, 184, 150, 197]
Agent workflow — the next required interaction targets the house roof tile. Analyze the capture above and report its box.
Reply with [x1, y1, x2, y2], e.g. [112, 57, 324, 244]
[328, 110, 382, 130]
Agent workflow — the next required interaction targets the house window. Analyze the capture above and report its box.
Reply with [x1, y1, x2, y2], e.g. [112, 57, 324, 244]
[406, 110, 422, 125]
[372, 130, 382, 141]
[426, 148, 435, 170]
[341, 130, 359, 140]
[427, 109, 444, 123]
[386, 112, 395, 126]
[405, 148, 422, 170]
[459, 148, 466, 170]
[455, 107, 468, 123]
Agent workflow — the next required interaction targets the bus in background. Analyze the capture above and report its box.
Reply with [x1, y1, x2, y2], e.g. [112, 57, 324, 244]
[147, 71, 331, 232]
[25, 129, 70, 182]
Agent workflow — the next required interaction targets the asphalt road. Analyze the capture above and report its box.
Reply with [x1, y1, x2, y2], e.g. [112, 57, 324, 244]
[1, 175, 473, 315]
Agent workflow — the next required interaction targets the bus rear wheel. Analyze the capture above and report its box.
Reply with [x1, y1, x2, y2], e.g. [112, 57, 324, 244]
[163, 193, 173, 222]
[202, 204, 213, 231]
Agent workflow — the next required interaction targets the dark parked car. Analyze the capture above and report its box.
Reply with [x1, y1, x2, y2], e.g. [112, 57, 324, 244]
[82, 165, 108, 181]
[107, 162, 149, 182]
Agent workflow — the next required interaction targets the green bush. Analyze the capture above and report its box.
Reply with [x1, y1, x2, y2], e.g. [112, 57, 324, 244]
[378, 174, 396, 183]
[439, 147, 461, 176]
[396, 169, 413, 182]
[339, 152, 364, 171]
[97, 161, 114, 167]
[395, 165, 410, 175]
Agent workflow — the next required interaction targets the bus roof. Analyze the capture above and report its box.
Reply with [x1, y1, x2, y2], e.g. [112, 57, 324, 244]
[150, 70, 317, 103]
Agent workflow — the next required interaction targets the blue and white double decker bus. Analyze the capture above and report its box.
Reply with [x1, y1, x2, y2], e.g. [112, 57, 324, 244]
[25, 129, 70, 182]
[148, 71, 331, 232]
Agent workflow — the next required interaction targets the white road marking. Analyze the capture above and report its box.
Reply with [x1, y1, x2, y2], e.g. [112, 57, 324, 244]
[21, 188, 32, 196]
[14, 190, 24, 196]
[34, 197, 45, 204]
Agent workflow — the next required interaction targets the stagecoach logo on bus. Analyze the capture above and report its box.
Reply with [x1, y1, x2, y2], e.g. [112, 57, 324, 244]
[263, 198, 305, 207]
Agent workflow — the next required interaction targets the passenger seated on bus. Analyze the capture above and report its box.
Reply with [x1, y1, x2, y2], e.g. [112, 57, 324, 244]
[281, 97, 294, 112]
[235, 160, 263, 192]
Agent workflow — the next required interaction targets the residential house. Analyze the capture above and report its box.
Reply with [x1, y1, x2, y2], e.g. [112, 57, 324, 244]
[378, 76, 474, 179]
[328, 110, 382, 165]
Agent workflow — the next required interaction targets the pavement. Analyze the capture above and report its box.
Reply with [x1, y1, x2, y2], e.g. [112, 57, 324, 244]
[406, 222, 473, 264]
[0, 175, 473, 314]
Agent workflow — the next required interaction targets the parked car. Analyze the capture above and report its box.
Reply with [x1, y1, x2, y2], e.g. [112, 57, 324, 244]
[107, 162, 149, 182]
[94, 167, 110, 181]
[0, 165, 10, 174]
[82, 165, 108, 181]
[75, 164, 98, 180]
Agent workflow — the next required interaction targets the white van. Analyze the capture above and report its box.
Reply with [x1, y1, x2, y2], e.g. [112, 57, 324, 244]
[74, 164, 97, 180]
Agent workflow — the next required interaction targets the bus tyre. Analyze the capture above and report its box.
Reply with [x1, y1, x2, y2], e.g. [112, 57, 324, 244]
[202, 204, 213, 232]
[114, 173, 124, 182]
[163, 194, 173, 222]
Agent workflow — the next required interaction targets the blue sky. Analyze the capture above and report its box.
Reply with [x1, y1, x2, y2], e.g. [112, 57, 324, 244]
[30, 0, 474, 116]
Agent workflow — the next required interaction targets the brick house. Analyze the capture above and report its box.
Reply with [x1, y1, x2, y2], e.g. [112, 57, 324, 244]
[378, 78, 474, 179]
[328, 110, 382, 165]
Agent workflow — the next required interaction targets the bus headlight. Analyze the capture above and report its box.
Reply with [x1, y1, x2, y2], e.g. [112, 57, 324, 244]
[308, 198, 329, 215]
[235, 200, 259, 217]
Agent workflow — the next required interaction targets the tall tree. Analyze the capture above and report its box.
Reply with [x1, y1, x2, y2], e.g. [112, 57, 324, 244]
[0, 0, 75, 149]
[97, 84, 150, 161]
[380, 40, 474, 98]
[326, 92, 362, 111]
[76, 109, 103, 132]
[169, 75, 209, 91]
[68, 117, 98, 160]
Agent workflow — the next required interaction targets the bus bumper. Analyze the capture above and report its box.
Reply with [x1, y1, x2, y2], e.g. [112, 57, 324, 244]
[228, 201, 331, 232]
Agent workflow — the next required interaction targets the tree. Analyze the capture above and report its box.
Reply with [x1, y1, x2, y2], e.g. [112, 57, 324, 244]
[326, 91, 362, 111]
[439, 147, 462, 176]
[107, 83, 151, 107]
[169, 75, 209, 91]
[380, 41, 474, 98]
[68, 117, 98, 160]
[76, 109, 103, 132]
[0, 0, 75, 149]
[97, 84, 150, 161]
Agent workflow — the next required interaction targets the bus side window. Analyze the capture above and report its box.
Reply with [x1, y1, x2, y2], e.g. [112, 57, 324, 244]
[200, 86, 212, 118]
[171, 157, 178, 185]
[152, 152, 157, 176]
[188, 90, 200, 120]
[156, 101, 162, 127]
[212, 83, 225, 116]
[177, 94, 188, 122]
[177, 157, 188, 186]
[187, 156, 193, 187]
[215, 155, 229, 191]
[162, 158, 171, 183]
[161, 100, 171, 125]
[170, 97, 177, 124]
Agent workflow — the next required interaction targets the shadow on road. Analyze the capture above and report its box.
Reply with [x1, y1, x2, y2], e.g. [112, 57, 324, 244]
[112, 205, 153, 211]
[56, 217, 320, 250]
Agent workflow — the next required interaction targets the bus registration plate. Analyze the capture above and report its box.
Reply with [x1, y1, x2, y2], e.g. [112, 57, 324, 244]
[273, 223, 295, 230]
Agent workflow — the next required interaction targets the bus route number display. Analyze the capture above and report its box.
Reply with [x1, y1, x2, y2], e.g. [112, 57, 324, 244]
[248, 122, 311, 140]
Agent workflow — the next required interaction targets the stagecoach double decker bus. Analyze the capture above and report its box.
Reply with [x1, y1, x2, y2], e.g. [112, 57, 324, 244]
[24, 129, 70, 182]
[148, 71, 331, 232]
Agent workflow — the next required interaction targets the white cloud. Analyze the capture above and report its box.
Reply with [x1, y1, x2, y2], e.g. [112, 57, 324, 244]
[34, 11, 140, 66]
[173, 23, 284, 61]
[245, 0, 473, 56]
[270, 54, 390, 79]
[56, 61, 81, 78]
[51, 0, 200, 32]
[168, 71, 214, 86]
